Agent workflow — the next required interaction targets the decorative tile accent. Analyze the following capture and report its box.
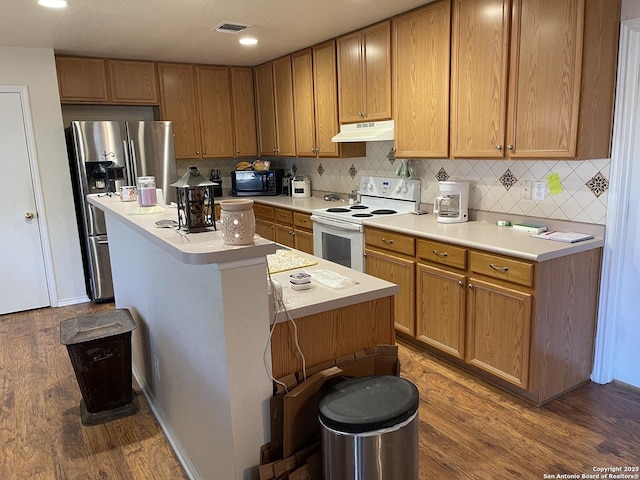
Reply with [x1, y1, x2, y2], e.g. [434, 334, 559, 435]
[586, 171, 609, 197]
[387, 148, 396, 163]
[436, 167, 449, 181]
[317, 164, 324, 176]
[499, 169, 518, 190]
[348, 164, 357, 178]
[291, 163, 298, 174]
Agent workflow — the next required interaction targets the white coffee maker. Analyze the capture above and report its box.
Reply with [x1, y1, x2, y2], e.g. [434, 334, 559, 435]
[433, 181, 469, 223]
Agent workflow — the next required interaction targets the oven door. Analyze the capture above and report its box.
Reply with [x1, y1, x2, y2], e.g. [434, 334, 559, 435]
[311, 215, 364, 272]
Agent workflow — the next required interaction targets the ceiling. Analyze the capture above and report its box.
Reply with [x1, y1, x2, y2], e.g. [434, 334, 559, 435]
[1, 0, 433, 66]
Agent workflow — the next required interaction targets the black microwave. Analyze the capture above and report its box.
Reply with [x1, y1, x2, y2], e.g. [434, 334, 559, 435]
[231, 169, 284, 196]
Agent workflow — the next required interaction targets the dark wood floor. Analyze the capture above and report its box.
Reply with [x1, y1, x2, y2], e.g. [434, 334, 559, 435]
[2, 302, 639, 479]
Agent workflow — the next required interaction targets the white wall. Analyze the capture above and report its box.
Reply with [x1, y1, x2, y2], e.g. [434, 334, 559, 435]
[0, 47, 87, 305]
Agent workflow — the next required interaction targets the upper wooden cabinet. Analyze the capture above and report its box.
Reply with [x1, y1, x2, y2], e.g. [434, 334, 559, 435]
[56, 57, 110, 103]
[292, 41, 366, 158]
[56, 56, 159, 104]
[337, 20, 391, 123]
[393, 1, 451, 158]
[196, 65, 235, 158]
[108, 60, 159, 104]
[450, 0, 620, 159]
[255, 58, 297, 157]
[159, 63, 258, 160]
[157, 63, 202, 159]
[230, 67, 258, 157]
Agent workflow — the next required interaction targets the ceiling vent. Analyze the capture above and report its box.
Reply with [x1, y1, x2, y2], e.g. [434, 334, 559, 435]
[213, 22, 250, 34]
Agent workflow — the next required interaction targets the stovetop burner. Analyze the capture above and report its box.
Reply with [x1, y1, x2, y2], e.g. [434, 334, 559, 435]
[350, 205, 369, 210]
[370, 209, 397, 215]
[327, 207, 351, 213]
[352, 213, 374, 218]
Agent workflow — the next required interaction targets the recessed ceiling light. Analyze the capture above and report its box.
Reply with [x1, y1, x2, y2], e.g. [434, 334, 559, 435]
[239, 37, 258, 46]
[38, 0, 68, 8]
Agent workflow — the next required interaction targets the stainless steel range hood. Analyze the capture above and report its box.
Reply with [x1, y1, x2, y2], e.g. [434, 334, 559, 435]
[331, 120, 394, 142]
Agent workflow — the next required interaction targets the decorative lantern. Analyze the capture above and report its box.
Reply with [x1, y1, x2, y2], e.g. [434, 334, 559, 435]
[170, 166, 216, 232]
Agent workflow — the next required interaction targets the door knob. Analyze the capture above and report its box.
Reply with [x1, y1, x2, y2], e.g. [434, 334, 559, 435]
[25, 212, 35, 219]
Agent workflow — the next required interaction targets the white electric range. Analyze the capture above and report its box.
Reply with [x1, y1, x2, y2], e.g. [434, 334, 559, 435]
[311, 176, 421, 271]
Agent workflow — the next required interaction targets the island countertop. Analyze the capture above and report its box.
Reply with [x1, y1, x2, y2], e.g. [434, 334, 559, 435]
[88, 194, 276, 265]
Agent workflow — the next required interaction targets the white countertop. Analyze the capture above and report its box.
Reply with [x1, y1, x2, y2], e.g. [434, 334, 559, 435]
[88, 194, 276, 265]
[229, 194, 347, 212]
[268, 248, 399, 323]
[363, 214, 604, 262]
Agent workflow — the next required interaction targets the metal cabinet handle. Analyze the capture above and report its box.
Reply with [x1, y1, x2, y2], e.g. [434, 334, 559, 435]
[496, 145, 503, 150]
[489, 263, 509, 272]
[382, 238, 394, 245]
[458, 280, 464, 286]
[506, 145, 514, 150]
[468, 283, 473, 289]
[432, 249, 448, 258]
[25, 212, 35, 219]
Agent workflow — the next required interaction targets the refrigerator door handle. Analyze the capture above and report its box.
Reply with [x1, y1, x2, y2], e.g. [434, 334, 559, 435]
[129, 140, 139, 181]
[123, 140, 134, 186]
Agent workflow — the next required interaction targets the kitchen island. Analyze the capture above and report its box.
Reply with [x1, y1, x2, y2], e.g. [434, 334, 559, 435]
[86, 193, 398, 480]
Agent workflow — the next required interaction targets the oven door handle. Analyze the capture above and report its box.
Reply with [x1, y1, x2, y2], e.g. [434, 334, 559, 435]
[310, 215, 364, 232]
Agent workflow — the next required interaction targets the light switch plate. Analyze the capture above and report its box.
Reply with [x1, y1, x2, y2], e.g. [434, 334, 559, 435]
[533, 181, 546, 201]
[520, 180, 532, 200]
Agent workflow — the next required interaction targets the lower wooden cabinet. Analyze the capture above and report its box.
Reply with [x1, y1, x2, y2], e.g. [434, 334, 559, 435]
[364, 226, 602, 405]
[253, 203, 313, 254]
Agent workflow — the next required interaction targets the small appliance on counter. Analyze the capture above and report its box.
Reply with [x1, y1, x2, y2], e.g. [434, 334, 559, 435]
[209, 169, 223, 197]
[282, 174, 292, 196]
[433, 181, 469, 223]
[231, 169, 284, 196]
[292, 176, 311, 198]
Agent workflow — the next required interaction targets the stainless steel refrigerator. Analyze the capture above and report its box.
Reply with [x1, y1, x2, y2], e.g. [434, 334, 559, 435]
[66, 121, 177, 302]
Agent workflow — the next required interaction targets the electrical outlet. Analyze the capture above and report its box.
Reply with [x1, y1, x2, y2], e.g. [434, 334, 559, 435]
[520, 180, 532, 200]
[533, 181, 546, 201]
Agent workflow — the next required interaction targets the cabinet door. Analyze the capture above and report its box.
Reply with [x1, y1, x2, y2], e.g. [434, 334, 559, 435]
[466, 278, 532, 389]
[56, 57, 109, 103]
[255, 62, 277, 156]
[230, 67, 258, 157]
[255, 218, 275, 241]
[275, 223, 295, 247]
[108, 60, 159, 104]
[313, 40, 341, 157]
[416, 263, 466, 359]
[506, 0, 584, 158]
[393, 2, 450, 158]
[272, 56, 297, 156]
[196, 66, 235, 158]
[365, 249, 415, 336]
[158, 63, 202, 159]
[450, 0, 509, 157]
[337, 31, 364, 123]
[294, 228, 314, 255]
[362, 20, 392, 122]
[292, 49, 317, 157]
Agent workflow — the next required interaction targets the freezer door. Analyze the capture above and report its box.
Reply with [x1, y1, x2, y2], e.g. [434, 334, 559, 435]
[86, 235, 114, 302]
[126, 121, 177, 204]
[71, 121, 127, 168]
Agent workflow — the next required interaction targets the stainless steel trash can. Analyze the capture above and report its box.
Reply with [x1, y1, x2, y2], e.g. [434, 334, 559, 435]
[60, 308, 138, 426]
[319, 375, 419, 480]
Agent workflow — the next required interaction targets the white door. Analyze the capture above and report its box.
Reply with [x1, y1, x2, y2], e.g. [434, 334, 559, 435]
[0, 90, 50, 314]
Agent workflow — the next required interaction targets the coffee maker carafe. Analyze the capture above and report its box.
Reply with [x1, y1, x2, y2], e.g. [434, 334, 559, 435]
[434, 181, 469, 223]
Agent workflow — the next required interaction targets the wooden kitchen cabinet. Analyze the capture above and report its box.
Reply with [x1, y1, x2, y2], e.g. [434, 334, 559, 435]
[274, 207, 295, 247]
[337, 20, 391, 123]
[450, 0, 620, 159]
[56, 56, 110, 103]
[392, 0, 451, 158]
[253, 203, 275, 241]
[365, 227, 415, 335]
[157, 62, 201, 159]
[293, 212, 314, 255]
[196, 65, 235, 158]
[230, 67, 258, 157]
[255, 58, 296, 156]
[107, 60, 159, 104]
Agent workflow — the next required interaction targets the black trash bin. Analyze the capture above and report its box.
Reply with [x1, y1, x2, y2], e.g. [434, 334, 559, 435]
[60, 308, 139, 426]
[319, 375, 419, 480]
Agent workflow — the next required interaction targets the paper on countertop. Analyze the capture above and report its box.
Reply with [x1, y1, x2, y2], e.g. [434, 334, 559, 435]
[128, 205, 166, 215]
[267, 249, 318, 274]
[310, 269, 359, 289]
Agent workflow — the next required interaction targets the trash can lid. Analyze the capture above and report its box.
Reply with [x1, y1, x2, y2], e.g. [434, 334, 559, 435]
[60, 309, 136, 345]
[319, 375, 419, 434]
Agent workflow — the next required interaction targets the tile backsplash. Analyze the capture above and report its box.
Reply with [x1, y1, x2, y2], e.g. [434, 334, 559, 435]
[179, 140, 610, 225]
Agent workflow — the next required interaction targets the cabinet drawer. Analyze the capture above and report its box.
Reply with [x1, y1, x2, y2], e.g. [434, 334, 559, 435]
[417, 239, 466, 270]
[274, 208, 293, 224]
[253, 204, 274, 220]
[365, 227, 415, 256]
[293, 212, 312, 230]
[470, 252, 533, 287]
